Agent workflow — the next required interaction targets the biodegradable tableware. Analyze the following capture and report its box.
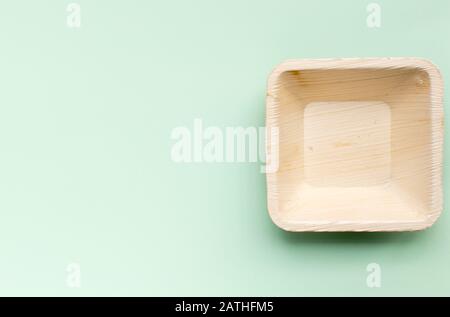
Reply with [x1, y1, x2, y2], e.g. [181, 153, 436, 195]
[266, 58, 444, 232]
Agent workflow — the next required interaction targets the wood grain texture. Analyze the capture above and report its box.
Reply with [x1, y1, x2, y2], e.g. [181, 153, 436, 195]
[266, 58, 444, 232]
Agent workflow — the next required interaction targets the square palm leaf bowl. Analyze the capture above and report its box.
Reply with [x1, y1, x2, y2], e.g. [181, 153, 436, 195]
[266, 58, 444, 232]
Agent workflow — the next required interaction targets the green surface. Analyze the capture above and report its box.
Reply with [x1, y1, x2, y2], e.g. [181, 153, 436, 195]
[0, 0, 449, 296]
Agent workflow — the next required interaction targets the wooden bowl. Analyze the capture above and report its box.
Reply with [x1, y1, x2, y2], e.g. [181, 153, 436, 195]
[266, 58, 444, 232]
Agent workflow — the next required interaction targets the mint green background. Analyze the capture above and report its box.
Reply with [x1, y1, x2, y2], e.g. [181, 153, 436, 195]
[0, 0, 448, 296]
